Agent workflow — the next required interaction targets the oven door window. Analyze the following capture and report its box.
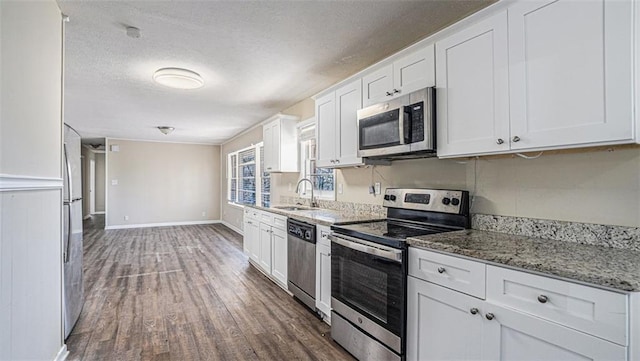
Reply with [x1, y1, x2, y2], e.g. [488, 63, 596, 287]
[359, 109, 401, 150]
[331, 242, 404, 336]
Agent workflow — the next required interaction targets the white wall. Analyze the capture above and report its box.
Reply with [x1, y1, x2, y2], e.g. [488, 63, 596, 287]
[106, 139, 221, 228]
[94, 152, 105, 212]
[0, 1, 66, 360]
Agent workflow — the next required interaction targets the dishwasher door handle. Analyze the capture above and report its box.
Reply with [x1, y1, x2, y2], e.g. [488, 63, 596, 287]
[329, 234, 402, 262]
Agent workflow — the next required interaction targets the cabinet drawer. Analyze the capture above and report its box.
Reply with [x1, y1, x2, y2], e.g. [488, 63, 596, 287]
[259, 212, 274, 224]
[244, 208, 260, 220]
[409, 247, 486, 299]
[486, 266, 628, 345]
[273, 214, 287, 230]
[317, 226, 331, 248]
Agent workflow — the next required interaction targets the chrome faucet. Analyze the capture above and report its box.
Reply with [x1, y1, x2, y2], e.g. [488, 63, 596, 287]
[295, 178, 318, 208]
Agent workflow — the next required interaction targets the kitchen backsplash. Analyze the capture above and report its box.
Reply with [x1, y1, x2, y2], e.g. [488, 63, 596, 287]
[279, 196, 386, 218]
[473, 214, 640, 252]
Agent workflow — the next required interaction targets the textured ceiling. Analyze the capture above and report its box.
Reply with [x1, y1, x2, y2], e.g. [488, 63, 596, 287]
[58, 0, 495, 145]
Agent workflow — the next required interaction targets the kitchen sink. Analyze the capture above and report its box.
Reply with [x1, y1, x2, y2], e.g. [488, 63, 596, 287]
[273, 205, 315, 211]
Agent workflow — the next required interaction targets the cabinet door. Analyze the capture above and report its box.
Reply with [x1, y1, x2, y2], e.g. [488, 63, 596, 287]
[262, 121, 276, 172]
[362, 64, 394, 107]
[483, 302, 627, 361]
[259, 223, 272, 273]
[271, 227, 287, 286]
[315, 92, 337, 168]
[335, 79, 363, 167]
[508, 0, 633, 150]
[246, 219, 260, 263]
[436, 12, 510, 157]
[393, 44, 435, 96]
[407, 277, 483, 361]
[315, 242, 332, 319]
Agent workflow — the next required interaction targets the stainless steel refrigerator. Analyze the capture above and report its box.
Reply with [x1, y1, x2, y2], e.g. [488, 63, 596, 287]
[63, 124, 84, 339]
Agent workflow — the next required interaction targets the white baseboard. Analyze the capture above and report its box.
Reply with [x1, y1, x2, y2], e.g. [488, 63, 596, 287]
[54, 345, 69, 361]
[91, 211, 105, 215]
[105, 220, 221, 230]
[220, 221, 243, 235]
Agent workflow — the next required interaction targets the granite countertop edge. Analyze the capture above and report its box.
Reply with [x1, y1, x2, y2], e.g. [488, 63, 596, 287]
[407, 230, 640, 293]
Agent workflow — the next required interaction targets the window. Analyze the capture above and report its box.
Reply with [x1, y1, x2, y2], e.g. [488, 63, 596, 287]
[227, 142, 270, 207]
[298, 121, 335, 200]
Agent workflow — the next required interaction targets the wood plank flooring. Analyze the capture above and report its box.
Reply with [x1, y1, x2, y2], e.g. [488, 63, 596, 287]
[67, 216, 354, 361]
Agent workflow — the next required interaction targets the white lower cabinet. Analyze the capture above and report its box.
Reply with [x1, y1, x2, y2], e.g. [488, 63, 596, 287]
[244, 208, 288, 289]
[482, 302, 626, 361]
[315, 225, 332, 323]
[243, 208, 261, 263]
[407, 247, 630, 361]
[407, 276, 483, 361]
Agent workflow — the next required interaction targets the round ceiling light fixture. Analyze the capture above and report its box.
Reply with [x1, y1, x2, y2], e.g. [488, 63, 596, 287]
[153, 67, 204, 89]
[157, 126, 175, 135]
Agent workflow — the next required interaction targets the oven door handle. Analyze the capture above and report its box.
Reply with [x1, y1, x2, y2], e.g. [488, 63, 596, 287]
[329, 234, 403, 262]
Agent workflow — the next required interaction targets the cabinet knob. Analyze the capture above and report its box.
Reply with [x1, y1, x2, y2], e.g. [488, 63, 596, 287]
[470, 308, 479, 315]
[327, 253, 331, 257]
[496, 138, 504, 145]
[437, 267, 446, 274]
[393, 89, 400, 94]
[386, 91, 393, 96]
[330, 160, 335, 163]
[537, 295, 548, 304]
[335, 159, 340, 163]
[485, 313, 495, 321]
[512, 136, 521, 143]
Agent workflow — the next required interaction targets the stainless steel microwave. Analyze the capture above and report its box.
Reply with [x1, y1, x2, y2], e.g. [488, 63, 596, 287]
[356, 87, 435, 159]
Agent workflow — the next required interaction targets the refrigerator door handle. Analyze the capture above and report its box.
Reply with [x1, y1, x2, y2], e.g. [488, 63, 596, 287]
[63, 143, 72, 263]
[64, 204, 71, 263]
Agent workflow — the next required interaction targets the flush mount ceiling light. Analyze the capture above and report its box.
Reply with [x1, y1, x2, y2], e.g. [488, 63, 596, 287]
[157, 126, 175, 135]
[153, 67, 204, 89]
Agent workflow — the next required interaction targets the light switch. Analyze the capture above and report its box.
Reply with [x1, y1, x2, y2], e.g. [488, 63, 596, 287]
[110, 144, 119, 152]
[111, 179, 118, 185]
[374, 182, 381, 195]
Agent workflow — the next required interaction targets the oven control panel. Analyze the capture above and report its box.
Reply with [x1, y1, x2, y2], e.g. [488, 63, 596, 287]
[383, 188, 469, 214]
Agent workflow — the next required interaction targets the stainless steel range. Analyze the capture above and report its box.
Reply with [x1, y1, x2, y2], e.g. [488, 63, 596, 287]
[329, 188, 470, 361]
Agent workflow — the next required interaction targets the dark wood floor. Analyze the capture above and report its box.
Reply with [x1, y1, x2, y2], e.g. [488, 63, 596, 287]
[68, 216, 354, 361]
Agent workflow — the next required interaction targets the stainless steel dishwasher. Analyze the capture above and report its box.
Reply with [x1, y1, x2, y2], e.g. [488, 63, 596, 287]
[287, 218, 316, 311]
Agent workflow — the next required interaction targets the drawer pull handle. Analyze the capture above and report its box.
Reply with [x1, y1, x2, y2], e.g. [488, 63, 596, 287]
[437, 267, 446, 274]
[470, 308, 479, 315]
[485, 313, 495, 321]
[537, 295, 549, 304]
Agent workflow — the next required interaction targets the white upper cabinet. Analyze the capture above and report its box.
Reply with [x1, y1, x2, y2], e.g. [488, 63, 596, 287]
[263, 114, 299, 172]
[316, 79, 363, 168]
[508, 0, 633, 150]
[436, 11, 510, 157]
[316, 92, 337, 168]
[362, 45, 435, 107]
[437, 0, 634, 158]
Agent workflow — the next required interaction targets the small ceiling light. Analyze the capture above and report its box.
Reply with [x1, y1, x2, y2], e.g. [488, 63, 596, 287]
[157, 126, 175, 135]
[153, 68, 204, 89]
[126, 26, 141, 38]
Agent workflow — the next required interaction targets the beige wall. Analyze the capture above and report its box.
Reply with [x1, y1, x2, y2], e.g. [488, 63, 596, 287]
[106, 139, 220, 227]
[95, 152, 105, 212]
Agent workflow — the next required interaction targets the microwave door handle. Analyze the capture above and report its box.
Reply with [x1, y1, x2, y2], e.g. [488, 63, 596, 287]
[402, 105, 412, 144]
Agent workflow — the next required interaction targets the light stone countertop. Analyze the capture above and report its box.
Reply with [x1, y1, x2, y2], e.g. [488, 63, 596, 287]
[407, 229, 640, 292]
[248, 204, 384, 226]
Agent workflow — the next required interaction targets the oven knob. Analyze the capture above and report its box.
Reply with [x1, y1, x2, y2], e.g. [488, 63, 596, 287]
[442, 197, 451, 205]
[451, 198, 460, 206]
[384, 195, 390, 201]
[305, 230, 311, 239]
[390, 195, 397, 201]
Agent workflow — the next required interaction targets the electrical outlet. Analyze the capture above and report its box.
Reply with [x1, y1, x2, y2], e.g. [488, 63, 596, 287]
[374, 182, 381, 195]
[202, 211, 206, 217]
[124, 215, 129, 221]
[111, 179, 118, 186]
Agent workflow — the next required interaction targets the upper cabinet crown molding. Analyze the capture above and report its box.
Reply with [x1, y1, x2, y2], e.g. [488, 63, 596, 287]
[262, 114, 299, 173]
